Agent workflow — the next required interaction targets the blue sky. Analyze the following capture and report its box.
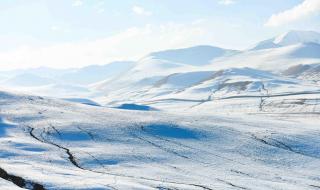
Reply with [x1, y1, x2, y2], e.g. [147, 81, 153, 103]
[0, 0, 319, 69]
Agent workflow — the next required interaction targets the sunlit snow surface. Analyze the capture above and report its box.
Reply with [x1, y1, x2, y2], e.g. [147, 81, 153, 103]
[0, 91, 320, 190]
[0, 30, 320, 190]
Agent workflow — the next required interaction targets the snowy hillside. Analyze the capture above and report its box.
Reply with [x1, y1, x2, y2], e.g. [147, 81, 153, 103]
[0, 91, 320, 189]
[252, 30, 320, 50]
[283, 63, 320, 82]
[206, 43, 320, 71]
[59, 61, 135, 85]
[1, 0, 320, 187]
[93, 31, 320, 108]
[2, 73, 55, 87]
[148, 45, 238, 66]
[99, 66, 320, 113]
[93, 45, 236, 92]
[1, 30, 319, 106]
[0, 30, 320, 190]
[0, 62, 134, 99]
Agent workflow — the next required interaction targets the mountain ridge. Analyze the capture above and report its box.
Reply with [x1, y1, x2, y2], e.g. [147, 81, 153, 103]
[252, 30, 320, 50]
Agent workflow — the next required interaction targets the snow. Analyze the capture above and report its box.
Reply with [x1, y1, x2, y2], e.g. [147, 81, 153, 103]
[288, 42, 320, 58]
[98, 65, 320, 111]
[155, 71, 214, 89]
[2, 73, 55, 87]
[63, 98, 101, 106]
[0, 30, 320, 189]
[148, 45, 238, 66]
[59, 61, 135, 85]
[252, 30, 320, 50]
[0, 119, 12, 137]
[0, 91, 319, 189]
[1, 31, 319, 102]
[114, 104, 157, 111]
[274, 30, 320, 46]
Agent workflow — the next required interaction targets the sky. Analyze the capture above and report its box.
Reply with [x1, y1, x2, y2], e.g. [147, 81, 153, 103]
[0, 0, 319, 70]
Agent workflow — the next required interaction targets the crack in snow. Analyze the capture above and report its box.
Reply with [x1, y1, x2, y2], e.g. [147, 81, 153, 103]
[0, 166, 46, 190]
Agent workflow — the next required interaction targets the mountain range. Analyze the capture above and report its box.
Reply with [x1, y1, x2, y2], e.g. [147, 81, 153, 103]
[1, 30, 319, 112]
[1, 30, 320, 190]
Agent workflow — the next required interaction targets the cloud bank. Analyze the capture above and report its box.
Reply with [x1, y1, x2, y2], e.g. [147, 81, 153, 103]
[218, 0, 235, 5]
[265, 0, 320, 27]
[132, 5, 152, 16]
[72, 0, 83, 7]
[0, 23, 207, 70]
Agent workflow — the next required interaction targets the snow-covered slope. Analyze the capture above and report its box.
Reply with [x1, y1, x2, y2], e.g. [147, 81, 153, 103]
[92, 30, 320, 110]
[274, 30, 320, 46]
[1, 83, 93, 100]
[207, 43, 320, 71]
[283, 63, 320, 82]
[0, 62, 134, 99]
[148, 45, 238, 66]
[0, 91, 319, 189]
[252, 30, 320, 50]
[59, 61, 134, 85]
[1, 30, 320, 190]
[94, 46, 237, 92]
[99, 66, 320, 113]
[2, 73, 55, 87]
[1, 30, 319, 112]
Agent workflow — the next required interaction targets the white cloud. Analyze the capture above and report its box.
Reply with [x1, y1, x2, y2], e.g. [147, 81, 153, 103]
[50, 26, 60, 31]
[97, 8, 105, 14]
[0, 23, 208, 70]
[94, 1, 105, 13]
[132, 5, 152, 16]
[218, 0, 235, 5]
[50, 26, 70, 33]
[72, 0, 83, 7]
[265, 0, 320, 27]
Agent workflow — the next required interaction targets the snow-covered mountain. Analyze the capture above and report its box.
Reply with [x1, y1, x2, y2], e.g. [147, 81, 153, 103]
[2, 73, 55, 87]
[0, 61, 134, 98]
[0, 30, 319, 110]
[252, 30, 320, 50]
[207, 42, 320, 72]
[98, 66, 320, 112]
[1, 30, 320, 190]
[59, 61, 134, 85]
[94, 45, 238, 92]
[92, 30, 320, 109]
[148, 45, 238, 66]
[283, 63, 320, 82]
[91, 49, 199, 92]
[274, 30, 320, 46]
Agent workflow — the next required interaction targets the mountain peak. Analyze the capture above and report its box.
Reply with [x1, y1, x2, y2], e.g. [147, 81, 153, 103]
[273, 30, 320, 46]
[252, 30, 320, 50]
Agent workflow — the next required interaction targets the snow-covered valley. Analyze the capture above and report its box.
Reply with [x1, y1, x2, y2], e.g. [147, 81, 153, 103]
[0, 91, 320, 190]
[0, 30, 320, 189]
